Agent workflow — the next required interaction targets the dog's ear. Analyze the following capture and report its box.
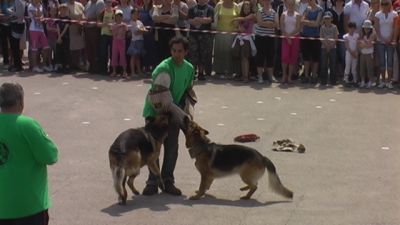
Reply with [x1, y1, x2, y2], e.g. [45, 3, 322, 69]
[201, 128, 209, 135]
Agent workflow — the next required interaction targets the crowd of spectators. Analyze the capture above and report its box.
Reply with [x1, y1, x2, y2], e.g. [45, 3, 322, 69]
[1, 0, 400, 88]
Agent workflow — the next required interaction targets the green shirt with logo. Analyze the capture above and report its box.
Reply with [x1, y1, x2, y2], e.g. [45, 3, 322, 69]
[0, 114, 58, 219]
[143, 57, 195, 118]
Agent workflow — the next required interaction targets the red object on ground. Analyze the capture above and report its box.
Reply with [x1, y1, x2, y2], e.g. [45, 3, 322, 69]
[234, 134, 260, 143]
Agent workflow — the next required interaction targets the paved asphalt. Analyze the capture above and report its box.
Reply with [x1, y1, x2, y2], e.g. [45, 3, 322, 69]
[1, 70, 399, 225]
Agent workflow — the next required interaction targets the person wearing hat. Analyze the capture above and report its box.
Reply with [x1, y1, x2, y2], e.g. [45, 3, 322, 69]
[110, 9, 128, 77]
[359, 19, 377, 88]
[320, 10, 339, 85]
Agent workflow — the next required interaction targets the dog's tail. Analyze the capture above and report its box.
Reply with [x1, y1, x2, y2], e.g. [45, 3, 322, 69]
[263, 156, 293, 199]
[112, 167, 126, 198]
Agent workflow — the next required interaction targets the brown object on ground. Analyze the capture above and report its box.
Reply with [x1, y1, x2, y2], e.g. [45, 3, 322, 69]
[272, 139, 306, 153]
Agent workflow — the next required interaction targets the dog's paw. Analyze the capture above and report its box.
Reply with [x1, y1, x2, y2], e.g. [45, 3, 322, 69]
[240, 186, 250, 191]
[133, 190, 140, 195]
[189, 195, 201, 200]
[240, 196, 251, 200]
[118, 200, 127, 205]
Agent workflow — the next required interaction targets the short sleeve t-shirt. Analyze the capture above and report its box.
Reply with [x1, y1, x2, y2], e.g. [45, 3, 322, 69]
[130, 20, 145, 41]
[187, 4, 214, 30]
[0, 114, 58, 219]
[101, 10, 115, 35]
[28, 3, 44, 32]
[343, 32, 359, 52]
[375, 10, 397, 42]
[302, 6, 323, 37]
[320, 24, 339, 48]
[143, 57, 195, 118]
[343, 0, 369, 31]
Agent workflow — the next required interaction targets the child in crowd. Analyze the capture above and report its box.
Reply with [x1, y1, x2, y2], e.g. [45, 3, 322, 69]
[280, 0, 301, 84]
[46, 6, 59, 70]
[111, 10, 128, 77]
[319, 11, 338, 85]
[55, 4, 70, 72]
[343, 22, 359, 84]
[232, 0, 255, 82]
[127, 8, 147, 76]
[28, 0, 52, 72]
[358, 20, 376, 88]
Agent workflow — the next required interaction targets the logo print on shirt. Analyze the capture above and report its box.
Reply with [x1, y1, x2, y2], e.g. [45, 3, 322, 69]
[0, 142, 9, 166]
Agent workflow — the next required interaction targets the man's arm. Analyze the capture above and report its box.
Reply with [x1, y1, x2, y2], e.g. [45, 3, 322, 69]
[148, 72, 188, 122]
[22, 119, 58, 165]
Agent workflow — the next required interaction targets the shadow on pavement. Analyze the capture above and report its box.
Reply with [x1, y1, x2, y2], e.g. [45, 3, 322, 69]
[101, 194, 291, 216]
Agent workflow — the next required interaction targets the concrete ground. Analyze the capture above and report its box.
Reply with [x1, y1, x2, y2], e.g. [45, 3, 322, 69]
[1, 71, 399, 225]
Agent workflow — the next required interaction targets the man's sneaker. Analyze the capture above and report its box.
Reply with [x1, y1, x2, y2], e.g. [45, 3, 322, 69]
[378, 82, 386, 88]
[43, 66, 53, 72]
[359, 81, 365, 88]
[301, 76, 309, 83]
[386, 82, 394, 89]
[32, 67, 43, 73]
[257, 75, 264, 84]
[268, 75, 277, 83]
[142, 184, 159, 196]
[161, 182, 182, 196]
[366, 81, 373, 88]
[343, 75, 349, 83]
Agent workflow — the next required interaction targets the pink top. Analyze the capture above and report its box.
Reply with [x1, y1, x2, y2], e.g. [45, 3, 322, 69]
[112, 23, 128, 39]
[240, 19, 254, 34]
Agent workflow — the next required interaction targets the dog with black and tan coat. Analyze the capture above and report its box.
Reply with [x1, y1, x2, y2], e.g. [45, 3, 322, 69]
[183, 117, 293, 200]
[108, 113, 170, 205]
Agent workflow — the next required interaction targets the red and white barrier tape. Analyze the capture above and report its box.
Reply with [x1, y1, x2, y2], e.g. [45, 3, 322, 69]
[24, 16, 399, 45]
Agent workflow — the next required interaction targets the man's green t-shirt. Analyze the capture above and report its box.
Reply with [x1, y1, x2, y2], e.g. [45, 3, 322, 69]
[0, 114, 58, 219]
[143, 57, 195, 118]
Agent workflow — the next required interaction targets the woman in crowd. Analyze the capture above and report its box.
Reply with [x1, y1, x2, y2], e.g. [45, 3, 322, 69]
[172, 0, 189, 37]
[368, 0, 381, 79]
[280, 0, 301, 84]
[8, 0, 26, 72]
[254, 0, 278, 83]
[301, 0, 323, 84]
[152, 0, 178, 64]
[374, 0, 397, 89]
[140, 0, 156, 73]
[67, 0, 85, 71]
[330, 0, 345, 79]
[213, 0, 240, 78]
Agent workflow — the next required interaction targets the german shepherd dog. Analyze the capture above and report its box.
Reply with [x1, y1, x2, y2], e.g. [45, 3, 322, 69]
[183, 118, 293, 200]
[108, 114, 170, 205]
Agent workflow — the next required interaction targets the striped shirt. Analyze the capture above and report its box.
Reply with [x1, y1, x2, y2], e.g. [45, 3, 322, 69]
[254, 8, 276, 36]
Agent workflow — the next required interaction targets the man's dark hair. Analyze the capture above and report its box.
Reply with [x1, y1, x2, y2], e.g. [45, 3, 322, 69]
[0, 83, 24, 110]
[169, 36, 189, 51]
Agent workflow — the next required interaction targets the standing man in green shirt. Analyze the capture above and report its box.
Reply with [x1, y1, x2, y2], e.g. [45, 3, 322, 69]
[0, 83, 58, 225]
[142, 36, 196, 196]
